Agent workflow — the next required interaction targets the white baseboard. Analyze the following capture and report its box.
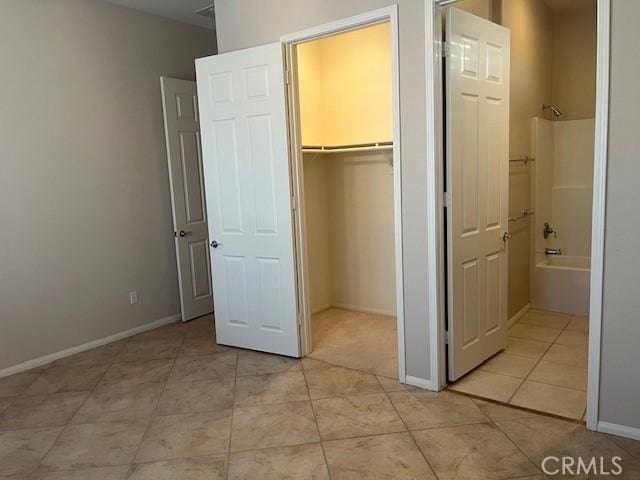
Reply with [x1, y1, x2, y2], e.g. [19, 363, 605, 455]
[597, 421, 640, 441]
[310, 304, 332, 316]
[332, 303, 396, 317]
[0, 313, 181, 379]
[508, 303, 530, 328]
[405, 375, 436, 391]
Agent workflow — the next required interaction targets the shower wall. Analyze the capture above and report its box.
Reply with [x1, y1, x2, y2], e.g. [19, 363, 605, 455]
[531, 117, 594, 314]
[532, 118, 595, 260]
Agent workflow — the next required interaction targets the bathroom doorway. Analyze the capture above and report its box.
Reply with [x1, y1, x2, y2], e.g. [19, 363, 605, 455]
[441, 0, 598, 421]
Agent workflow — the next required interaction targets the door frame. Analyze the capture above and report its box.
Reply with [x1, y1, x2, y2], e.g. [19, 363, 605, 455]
[425, 0, 611, 431]
[281, 6, 407, 383]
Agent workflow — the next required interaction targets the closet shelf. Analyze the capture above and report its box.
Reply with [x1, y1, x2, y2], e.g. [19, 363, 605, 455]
[302, 141, 393, 153]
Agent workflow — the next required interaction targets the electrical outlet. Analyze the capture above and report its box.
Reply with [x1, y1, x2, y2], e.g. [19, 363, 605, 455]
[129, 290, 139, 305]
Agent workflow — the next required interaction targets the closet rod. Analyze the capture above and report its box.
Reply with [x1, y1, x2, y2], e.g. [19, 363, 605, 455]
[302, 141, 393, 153]
[509, 156, 535, 165]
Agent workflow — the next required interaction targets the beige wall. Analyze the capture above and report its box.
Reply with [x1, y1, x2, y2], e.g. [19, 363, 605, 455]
[0, 0, 214, 371]
[599, 0, 640, 430]
[298, 23, 393, 146]
[501, 0, 554, 317]
[327, 153, 396, 315]
[303, 154, 333, 313]
[552, 6, 597, 120]
[214, 0, 432, 380]
[456, 0, 492, 19]
[303, 152, 396, 316]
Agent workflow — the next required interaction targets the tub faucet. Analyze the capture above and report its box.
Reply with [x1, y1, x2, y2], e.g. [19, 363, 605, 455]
[543, 222, 557, 239]
[545, 248, 562, 256]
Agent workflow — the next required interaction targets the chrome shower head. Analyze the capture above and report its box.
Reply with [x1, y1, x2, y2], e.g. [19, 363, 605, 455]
[543, 104, 563, 117]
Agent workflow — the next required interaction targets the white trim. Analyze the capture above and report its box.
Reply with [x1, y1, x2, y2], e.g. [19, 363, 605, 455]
[282, 6, 407, 384]
[0, 314, 181, 379]
[586, 0, 611, 432]
[281, 7, 396, 44]
[405, 375, 435, 390]
[425, 0, 446, 392]
[597, 421, 640, 442]
[508, 303, 531, 328]
[426, 0, 611, 427]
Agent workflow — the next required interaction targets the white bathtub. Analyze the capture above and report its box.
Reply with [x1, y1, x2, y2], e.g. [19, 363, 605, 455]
[532, 255, 591, 315]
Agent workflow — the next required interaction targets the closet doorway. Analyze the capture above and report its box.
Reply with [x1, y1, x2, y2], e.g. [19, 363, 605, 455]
[285, 11, 405, 380]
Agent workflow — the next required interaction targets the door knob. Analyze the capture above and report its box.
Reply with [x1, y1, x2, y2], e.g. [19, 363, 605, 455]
[178, 230, 192, 238]
[502, 232, 512, 242]
[210, 240, 222, 248]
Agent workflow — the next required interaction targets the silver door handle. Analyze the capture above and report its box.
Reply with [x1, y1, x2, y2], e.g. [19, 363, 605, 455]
[210, 240, 222, 248]
[178, 230, 192, 238]
[502, 232, 512, 242]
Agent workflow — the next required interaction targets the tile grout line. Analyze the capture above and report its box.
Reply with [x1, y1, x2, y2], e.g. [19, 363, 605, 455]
[28, 345, 123, 476]
[301, 362, 334, 480]
[126, 328, 187, 473]
[506, 312, 587, 418]
[505, 313, 574, 405]
[226, 347, 240, 480]
[492, 420, 545, 474]
[376, 376, 443, 480]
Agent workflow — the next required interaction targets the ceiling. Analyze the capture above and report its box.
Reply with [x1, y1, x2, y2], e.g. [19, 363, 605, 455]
[542, 0, 596, 12]
[104, 0, 215, 29]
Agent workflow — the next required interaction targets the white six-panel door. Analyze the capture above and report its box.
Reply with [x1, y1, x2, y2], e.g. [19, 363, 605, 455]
[446, 8, 510, 380]
[196, 43, 300, 357]
[160, 77, 213, 322]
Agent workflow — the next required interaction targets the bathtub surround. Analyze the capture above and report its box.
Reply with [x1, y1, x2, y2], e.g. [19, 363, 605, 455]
[531, 118, 594, 315]
[495, 0, 597, 319]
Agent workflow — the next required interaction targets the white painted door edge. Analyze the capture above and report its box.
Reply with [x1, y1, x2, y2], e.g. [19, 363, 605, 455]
[281, 5, 408, 385]
[425, 0, 612, 430]
[586, 0, 611, 433]
[0, 313, 180, 379]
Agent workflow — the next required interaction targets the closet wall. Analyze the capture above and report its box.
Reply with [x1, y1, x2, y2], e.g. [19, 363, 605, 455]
[299, 23, 396, 317]
[304, 153, 396, 316]
[297, 22, 392, 146]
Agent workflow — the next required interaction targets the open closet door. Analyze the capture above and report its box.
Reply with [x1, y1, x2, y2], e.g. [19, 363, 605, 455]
[196, 43, 300, 357]
[446, 7, 510, 380]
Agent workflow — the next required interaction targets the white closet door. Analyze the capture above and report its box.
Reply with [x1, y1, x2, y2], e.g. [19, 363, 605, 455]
[446, 7, 511, 380]
[196, 43, 300, 357]
[160, 77, 213, 322]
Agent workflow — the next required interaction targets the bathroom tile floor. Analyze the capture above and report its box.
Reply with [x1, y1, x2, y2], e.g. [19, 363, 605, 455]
[449, 309, 589, 420]
[2, 314, 639, 479]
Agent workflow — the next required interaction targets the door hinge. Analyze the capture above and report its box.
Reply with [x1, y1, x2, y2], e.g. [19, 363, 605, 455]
[285, 69, 292, 86]
[291, 195, 297, 211]
[443, 191, 451, 207]
[445, 330, 450, 345]
[441, 41, 449, 58]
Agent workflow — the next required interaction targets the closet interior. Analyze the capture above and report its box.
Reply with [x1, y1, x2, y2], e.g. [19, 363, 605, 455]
[295, 22, 398, 379]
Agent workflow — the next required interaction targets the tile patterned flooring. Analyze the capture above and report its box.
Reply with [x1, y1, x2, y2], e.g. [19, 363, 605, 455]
[449, 309, 589, 420]
[1, 314, 639, 479]
[308, 308, 398, 379]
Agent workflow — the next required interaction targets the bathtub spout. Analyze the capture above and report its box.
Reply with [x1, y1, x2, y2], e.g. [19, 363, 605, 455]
[545, 248, 563, 256]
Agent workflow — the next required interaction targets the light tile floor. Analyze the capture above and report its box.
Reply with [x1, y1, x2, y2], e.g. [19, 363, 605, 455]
[449, 309, 589, 420]
[1, 314, 639, 479]
[308, 308, 398, 379]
